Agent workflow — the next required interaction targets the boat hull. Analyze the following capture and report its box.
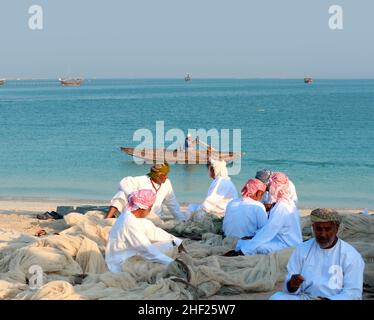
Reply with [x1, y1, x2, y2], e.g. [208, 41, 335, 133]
[121, 147, 240, 164]
[59, 79, 83, 86]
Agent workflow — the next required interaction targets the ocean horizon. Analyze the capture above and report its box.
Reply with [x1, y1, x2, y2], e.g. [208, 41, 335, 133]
[1, 79, 373, 209]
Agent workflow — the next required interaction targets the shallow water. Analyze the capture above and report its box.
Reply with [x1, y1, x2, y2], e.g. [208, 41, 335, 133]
[0, 79, 373, 208]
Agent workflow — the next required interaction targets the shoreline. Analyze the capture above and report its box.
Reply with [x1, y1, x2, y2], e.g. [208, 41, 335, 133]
[0, 197, 371, 217]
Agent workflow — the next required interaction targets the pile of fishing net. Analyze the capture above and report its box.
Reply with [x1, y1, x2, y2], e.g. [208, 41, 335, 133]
[0, 211, 373, 299]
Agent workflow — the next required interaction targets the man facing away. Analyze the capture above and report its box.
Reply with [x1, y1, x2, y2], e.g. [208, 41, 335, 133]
[270, 208, 365, 300]
[223, 178, 267, 239]
[105, 162, 187, 221]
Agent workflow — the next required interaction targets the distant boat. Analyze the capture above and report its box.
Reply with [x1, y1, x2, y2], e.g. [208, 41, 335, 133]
[59, 78, 83, 86]
[304, 77, 313, 84]
[184, 73, 191, 82]
[121, 147, 241, 164]
[0, 79, 6, 86]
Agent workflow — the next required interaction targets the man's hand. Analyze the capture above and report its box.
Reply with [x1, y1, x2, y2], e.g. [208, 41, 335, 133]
[105, 206, 118, 219]
[287, 274, 305, 293]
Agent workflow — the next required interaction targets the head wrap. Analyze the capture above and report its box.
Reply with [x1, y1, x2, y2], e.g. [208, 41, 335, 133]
[269, 172, 291, 204]
[209, 158, 229, 178]
[310, 208, 341, 224]
[127, 189, 156, 211]
[255, 169, 273, 186]
[148, 162, 170, 180]
[241, 178, 267, 199]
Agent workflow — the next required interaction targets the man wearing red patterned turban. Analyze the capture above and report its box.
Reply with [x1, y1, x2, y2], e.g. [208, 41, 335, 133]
[105, 189, 184, 272]
[223, 178, 268, 239]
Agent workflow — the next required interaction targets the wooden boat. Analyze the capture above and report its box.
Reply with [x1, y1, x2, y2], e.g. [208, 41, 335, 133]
[121, 147, 241, 164]
[0, 79, 6, 86]
[304, 77, 313, 84]
[59, 78, 83, 86]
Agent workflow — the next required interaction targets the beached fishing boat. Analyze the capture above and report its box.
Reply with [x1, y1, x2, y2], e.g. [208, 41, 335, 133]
[121, 147, 240, 164]
[184, 73, 191, 82]
[59, 78, 83, 86]
[0, 79, 6, 85]
[304, 77, 313, 84]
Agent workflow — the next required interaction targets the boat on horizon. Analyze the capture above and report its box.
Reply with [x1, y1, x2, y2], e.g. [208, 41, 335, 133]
[58, 78, 83, 86]
[121, 147, 241, 164]
[0, 79, 6, 86]
[304, 77, 313, 84]
[184, 73, 191, 82]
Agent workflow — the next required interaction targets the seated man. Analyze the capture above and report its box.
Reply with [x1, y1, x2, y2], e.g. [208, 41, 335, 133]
[227, 172, 302, 256]
[105, 162, 187, 221]
[105, 189, 185, 272]
[187, 158, 238, 220]
[270, 208, 365, 300]
[223, 178, 267, 238]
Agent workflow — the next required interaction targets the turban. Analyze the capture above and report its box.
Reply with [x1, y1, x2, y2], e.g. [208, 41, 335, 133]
[209, 158, 229, 178]
[127, 189, 156, 211]
[311, 208, 341, 224]
[148, 162, 170, 180]
[269, 172, 291, 204]
[241, 178, 267, 199]
[255, 169, 273, 186]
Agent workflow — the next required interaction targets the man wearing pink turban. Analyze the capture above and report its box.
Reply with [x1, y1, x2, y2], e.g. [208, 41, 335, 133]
[105, 162, 187, 221]
[105, 189, 184, 272]
[223, 178, 268, 238]
[233, 172, 302, 256]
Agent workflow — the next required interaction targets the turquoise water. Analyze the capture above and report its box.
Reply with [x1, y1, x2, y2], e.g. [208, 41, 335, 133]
[0, 79, 373, 209]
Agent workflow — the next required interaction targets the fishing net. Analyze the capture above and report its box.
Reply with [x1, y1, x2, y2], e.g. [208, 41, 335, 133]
[0, 210, 373, 299]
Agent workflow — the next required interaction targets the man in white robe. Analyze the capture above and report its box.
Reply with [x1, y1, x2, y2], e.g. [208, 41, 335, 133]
[105, 162, 187, 221]
[223, 178, 267, 238]
[270, 208, 365, 300]
[187, 158, 238, 220]
[105, 189, 184, 272]
[228, 172, 302, 256]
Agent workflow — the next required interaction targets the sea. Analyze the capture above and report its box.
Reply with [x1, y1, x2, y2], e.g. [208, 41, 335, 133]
[0, 79, 373, 209]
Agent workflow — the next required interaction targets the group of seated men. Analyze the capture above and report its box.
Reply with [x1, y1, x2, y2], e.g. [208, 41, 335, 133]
[104, 161, 365, 300]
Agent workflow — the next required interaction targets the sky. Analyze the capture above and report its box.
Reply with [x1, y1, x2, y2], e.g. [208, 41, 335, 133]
[0, 0, 373, 79]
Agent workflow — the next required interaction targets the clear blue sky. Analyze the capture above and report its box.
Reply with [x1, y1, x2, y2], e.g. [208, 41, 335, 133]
[0, 0, 373, 78]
